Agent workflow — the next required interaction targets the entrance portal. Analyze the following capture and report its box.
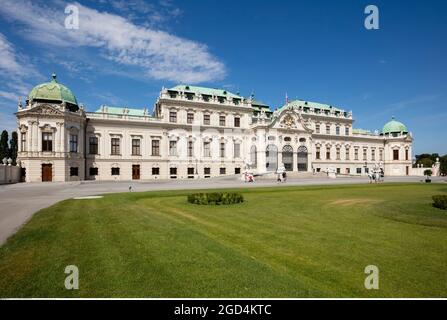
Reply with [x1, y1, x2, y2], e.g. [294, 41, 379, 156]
[132, 165, 140, 180]
[282, 145, 293, 171]
[297, 146, 308, 172]
[266, 144, 278, 172]
[41, 164, 52, 182]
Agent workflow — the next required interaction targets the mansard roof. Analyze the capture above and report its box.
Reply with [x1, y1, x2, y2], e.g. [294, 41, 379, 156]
[169, 85, 243, 99]
[278, 99, 343, 113]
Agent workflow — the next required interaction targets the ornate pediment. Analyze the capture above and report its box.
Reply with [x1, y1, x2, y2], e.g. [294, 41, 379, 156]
[27, 104, 64, 116]
[270, 109, 313, 132]
[281, 114, 296, 128]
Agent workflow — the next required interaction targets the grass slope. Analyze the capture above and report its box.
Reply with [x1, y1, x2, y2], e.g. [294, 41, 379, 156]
[0, 183, 446, 297]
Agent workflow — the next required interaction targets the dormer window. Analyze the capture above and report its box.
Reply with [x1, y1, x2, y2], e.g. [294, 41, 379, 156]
[185, 93, 194, 101]
[202, 94, 211, 102]
[218, 96, 226, 104]
[168, 91, 178, 99]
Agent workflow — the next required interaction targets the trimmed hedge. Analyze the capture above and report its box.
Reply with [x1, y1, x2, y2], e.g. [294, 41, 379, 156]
[432, 195, 447, 210]
[187, 192, 244, 205]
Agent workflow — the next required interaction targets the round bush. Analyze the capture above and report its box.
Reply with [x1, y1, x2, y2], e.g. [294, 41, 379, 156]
[187, 192, 244, 205]
[432, 195, 447, 210]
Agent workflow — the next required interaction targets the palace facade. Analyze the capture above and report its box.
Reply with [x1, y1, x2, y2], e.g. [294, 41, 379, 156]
[16, 75, 413, 182]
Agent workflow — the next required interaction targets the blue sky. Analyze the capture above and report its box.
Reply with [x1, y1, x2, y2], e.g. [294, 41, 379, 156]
[0, 0, 446, 155]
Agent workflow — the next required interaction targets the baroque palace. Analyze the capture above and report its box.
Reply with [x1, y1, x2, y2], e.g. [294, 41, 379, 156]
[16, 74, 413, 182]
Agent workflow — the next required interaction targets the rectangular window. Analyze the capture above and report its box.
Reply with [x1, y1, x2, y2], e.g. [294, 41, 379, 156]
[316, 147, 321, 160]
[371, 149, 376, 161]
[356, 168, 362, 174]
[169, 111, 177, 123]
[151, 139, 160, 156]
[345, 148, 350, 160]
[380, 149, 384, 161]
[219, 115, 226, 126]
[345, 127, 350, 136]
[170, 167, 177, 175]
[326, 147, 331, 160]
[187, 167, 195, 175]
[111, 138, 120, 155]
[316, 124, 320, 134]
[405, 149, 409, 161]
[89, 167, 98, 176]
[69, 134, 78, 153]
[152, 167, 160, 175]
[204, 167, 211, 175]
[235, 168, 241, 174]
[336, 148, 341, 160]
[363, 148, 367, 161]
[326, 125, 330, 134]
[234, 117, 240, 127]
[169, 141, 177, 156]
[336, 126, 340, 135]
[188, 140, 194, 157]
[203, 114, 210, 125]
[187, 112, 194, 124]
[21, 132, 26, 151]
[132, 139, 141, 155]
[89, 136, 98, 154]
[42, 132, 53, 152]
[346, 168, 351, 174]
[234, 143, 240, 158]
[70, 167, 78, 176]
[393, 149, 399, 160]
[336, 168, 341, 174]
[111, 167, 120, 175]
[220, 142, 225, 158]
[354, 149, 359, 160]
[220, 167, 226, 175]
[365, 167, 369, 174]
[204, 141, 211, 157]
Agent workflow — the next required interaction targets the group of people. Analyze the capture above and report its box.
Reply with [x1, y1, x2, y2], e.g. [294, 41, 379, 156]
[244, 172, 255, 183]
[368, 167, 385, 183]
[277, 171, 287, 183]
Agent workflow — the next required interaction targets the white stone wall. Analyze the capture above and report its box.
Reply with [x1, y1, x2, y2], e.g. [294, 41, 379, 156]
[0, 165, 20, 184]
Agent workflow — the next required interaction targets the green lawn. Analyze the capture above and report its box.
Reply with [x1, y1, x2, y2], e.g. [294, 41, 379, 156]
[0, 183, 446, 298]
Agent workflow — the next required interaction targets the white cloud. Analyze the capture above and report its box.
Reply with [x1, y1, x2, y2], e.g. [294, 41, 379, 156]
[0, 33, 26, 76]
[0, 91, 19, 102]
[0, 1, 225, 83]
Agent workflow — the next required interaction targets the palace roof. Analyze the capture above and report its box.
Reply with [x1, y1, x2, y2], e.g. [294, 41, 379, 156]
[168, 85, 243, 99]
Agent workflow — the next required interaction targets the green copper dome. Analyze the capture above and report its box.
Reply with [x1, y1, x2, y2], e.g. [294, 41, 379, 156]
[382, 117, 408, 135]
[28, 74, 78, 106]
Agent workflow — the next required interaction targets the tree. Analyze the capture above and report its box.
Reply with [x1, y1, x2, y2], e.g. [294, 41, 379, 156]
[9, 131, 18, 165]
[0, 130, 9, 162]
[440, 155, 447, 176]
[416, 157, 434, 168]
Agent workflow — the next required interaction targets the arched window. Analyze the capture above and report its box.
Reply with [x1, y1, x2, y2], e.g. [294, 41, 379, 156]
[282, 145, 293, 171]
[297, 146, 308, 172]
[266, 144, 278, 171]
[250, 145, 257, 167]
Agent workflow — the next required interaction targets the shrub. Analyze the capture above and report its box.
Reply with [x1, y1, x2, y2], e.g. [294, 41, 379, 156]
[432, 195, 447, 210]
[424, 169, 433, 177]
[187, 192, 244, 205]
